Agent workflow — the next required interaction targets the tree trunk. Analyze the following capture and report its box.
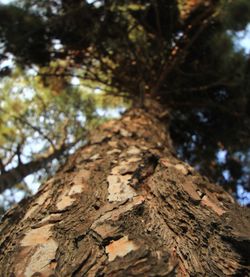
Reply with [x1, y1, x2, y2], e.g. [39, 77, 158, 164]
[0, 99, 249, 276]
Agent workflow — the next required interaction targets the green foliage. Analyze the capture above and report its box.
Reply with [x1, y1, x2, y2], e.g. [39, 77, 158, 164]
[221, 0, 250, 31]
[0, 4, 50, 65]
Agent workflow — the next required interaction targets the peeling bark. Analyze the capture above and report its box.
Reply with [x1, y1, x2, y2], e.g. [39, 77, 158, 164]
[0, 99, 250, 276]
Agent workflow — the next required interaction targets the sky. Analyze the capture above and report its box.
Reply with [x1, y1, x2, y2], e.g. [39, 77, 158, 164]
[234, 24, 250, 52]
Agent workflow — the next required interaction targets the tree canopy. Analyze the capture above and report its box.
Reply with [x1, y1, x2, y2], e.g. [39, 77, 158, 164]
[0, 0, 250, 211]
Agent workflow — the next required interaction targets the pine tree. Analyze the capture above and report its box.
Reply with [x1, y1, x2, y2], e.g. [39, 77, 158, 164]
[0, 0, 250, 275]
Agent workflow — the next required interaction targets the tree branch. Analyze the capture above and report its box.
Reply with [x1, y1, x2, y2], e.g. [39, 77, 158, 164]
[0, 140, 78, 193]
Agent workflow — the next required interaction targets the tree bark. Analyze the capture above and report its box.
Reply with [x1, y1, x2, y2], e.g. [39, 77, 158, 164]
[0, 99, 249, 276]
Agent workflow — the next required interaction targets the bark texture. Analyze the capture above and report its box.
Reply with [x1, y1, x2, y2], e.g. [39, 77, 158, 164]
[0, 99, 250, 276]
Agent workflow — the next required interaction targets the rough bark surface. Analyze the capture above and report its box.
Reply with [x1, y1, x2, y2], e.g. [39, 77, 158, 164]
[0, 99, 250, 276]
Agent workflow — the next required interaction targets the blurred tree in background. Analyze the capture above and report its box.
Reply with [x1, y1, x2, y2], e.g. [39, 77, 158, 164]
[0, 0, 250, 213]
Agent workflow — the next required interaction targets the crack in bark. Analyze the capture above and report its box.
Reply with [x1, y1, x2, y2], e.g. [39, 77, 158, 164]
[130, 153, 160, 189]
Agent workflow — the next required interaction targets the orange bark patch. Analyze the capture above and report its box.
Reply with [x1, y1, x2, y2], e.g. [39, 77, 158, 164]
[120, 128, 132, 137]
[108, 140, 119, 148]
[72, 169, 90, 191]
[23, 189, 50, 220]
[182, 182, 201, 203]
[126, 146, 141, 155]
[56, 170, 90, 210]
[17, 225, 58, 277]
[23, 240, 58, 277]
[201, 195, 225, 216]
[92, 196, 145, 227]
[107, 175, 137, 202]
[93, 223, 120, 240]
[175, 164, 189, 175]
[111, 158, 140, 175]
[56, 192, 74, 210]
[160, 158, 172, 167]
[21, 225, 54, 246]
[160, 159, 190, 175]
[106, 236, 139, 261]
[68, 184, 83, 195]
[39, 213, 61, 224]
[107, 149, 122, 155]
